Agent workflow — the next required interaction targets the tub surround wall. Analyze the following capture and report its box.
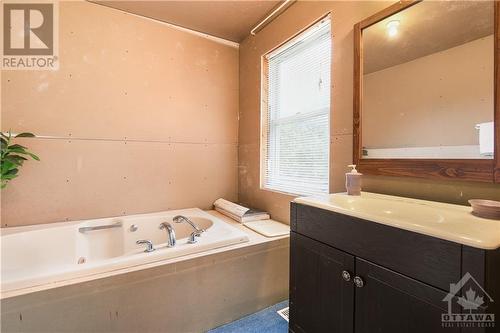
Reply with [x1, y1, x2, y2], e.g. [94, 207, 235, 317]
[4, 2, 497, 228]
[1, 1, 239, 227]
[238, 1, 500, 224]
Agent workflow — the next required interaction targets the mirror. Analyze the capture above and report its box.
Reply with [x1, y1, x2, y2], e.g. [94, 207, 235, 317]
[361, 1, 495, 160]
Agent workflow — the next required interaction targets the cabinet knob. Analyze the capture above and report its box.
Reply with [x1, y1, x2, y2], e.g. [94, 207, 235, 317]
[353, 276, 364, 288]
[341, 270, 351, 282]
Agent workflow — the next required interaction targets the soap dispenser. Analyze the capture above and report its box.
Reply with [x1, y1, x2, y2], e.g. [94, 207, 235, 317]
[345, 164, 362, 196]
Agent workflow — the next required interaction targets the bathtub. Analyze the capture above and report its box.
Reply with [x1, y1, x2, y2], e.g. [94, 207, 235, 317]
[1, 208, 249, 298]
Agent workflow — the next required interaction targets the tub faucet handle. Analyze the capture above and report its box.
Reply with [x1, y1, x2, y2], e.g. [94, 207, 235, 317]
[136, 239, 155, 253]
[188, 231, 202, 244]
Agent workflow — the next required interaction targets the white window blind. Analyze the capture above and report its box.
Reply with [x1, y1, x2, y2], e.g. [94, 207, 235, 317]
[262, 17, 331, 196]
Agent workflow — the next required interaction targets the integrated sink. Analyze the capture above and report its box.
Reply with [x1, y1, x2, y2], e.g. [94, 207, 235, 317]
[294, 192, 500, 249]
[323, 194, 446, 224]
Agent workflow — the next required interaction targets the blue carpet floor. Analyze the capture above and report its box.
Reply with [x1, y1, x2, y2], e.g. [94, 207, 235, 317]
[207, 300, 289, 333]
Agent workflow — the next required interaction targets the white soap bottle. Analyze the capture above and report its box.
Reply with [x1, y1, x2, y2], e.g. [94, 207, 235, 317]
[345, 164, 362, 196]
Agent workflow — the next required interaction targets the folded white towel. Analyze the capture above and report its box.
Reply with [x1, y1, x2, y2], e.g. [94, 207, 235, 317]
[213, 198, 249, 217]
[213, 198, 270, 223]
[477, 122, 494, 156]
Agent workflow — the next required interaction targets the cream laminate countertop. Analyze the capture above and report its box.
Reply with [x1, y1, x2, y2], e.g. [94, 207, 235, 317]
[294, 192, 500, 250]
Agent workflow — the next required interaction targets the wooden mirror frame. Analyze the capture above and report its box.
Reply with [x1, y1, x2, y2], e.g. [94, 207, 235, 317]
[353, 0, 500, 183]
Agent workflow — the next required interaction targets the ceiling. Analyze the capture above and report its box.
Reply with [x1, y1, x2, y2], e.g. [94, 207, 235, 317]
[363, 1, 494, 74]
[93, 0, 283, 42]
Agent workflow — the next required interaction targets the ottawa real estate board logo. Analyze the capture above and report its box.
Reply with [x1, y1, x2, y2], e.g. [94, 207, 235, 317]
[442, 272, 495, 328]
[2, 1, 58, 70]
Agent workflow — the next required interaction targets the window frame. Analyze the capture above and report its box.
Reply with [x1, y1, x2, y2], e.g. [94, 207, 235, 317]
[260, 15, 332, 196]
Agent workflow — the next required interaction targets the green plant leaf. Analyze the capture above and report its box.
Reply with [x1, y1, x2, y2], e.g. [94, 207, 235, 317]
[1, 168, 19, 180]
[5, 148, 40, 161]
[6, 147, 28, 155]
[4, 168, 18, 175]
[15, 132, 35, 138]
[4, 155, 26, 166]
[1, 160, 16, 174]
[7, 144, 28, 151]
[0, 130, 38, 189]
[8, 155, 27, 161]
[1, 174, 18, 180]
[28, 152, 40, 161]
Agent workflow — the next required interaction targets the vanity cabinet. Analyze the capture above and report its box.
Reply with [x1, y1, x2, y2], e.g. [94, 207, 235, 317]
[290, 232, 354, 332]
[290, 203, 500, 333]
[354, 258, 460, 333]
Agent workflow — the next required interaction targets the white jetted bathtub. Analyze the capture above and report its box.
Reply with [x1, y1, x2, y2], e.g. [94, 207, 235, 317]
[1, 208, 249, 298]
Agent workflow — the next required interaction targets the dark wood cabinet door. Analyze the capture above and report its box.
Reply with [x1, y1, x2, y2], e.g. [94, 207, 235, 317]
[354, 258, 461, 333]
[290, 232, 354, 333]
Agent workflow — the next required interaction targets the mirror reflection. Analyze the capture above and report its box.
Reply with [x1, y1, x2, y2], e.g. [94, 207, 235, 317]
[362, 1, 494, 159]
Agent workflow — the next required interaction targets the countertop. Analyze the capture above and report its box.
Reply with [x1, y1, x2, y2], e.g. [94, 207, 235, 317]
[294, 192, 500, 250]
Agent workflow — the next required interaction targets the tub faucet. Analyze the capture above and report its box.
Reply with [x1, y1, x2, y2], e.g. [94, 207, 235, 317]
[173, 215, 205, 244]
[159, 222, 176, 247]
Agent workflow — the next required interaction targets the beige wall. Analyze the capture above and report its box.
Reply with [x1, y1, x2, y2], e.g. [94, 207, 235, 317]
[1, 1, 239, 227]
[3, 1, 500, 228]
[364, 35, 494, 149]
[238, 1, 500, 224]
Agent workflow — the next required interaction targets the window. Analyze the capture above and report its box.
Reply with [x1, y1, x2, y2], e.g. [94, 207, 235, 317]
[261, 17, 331, 196]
